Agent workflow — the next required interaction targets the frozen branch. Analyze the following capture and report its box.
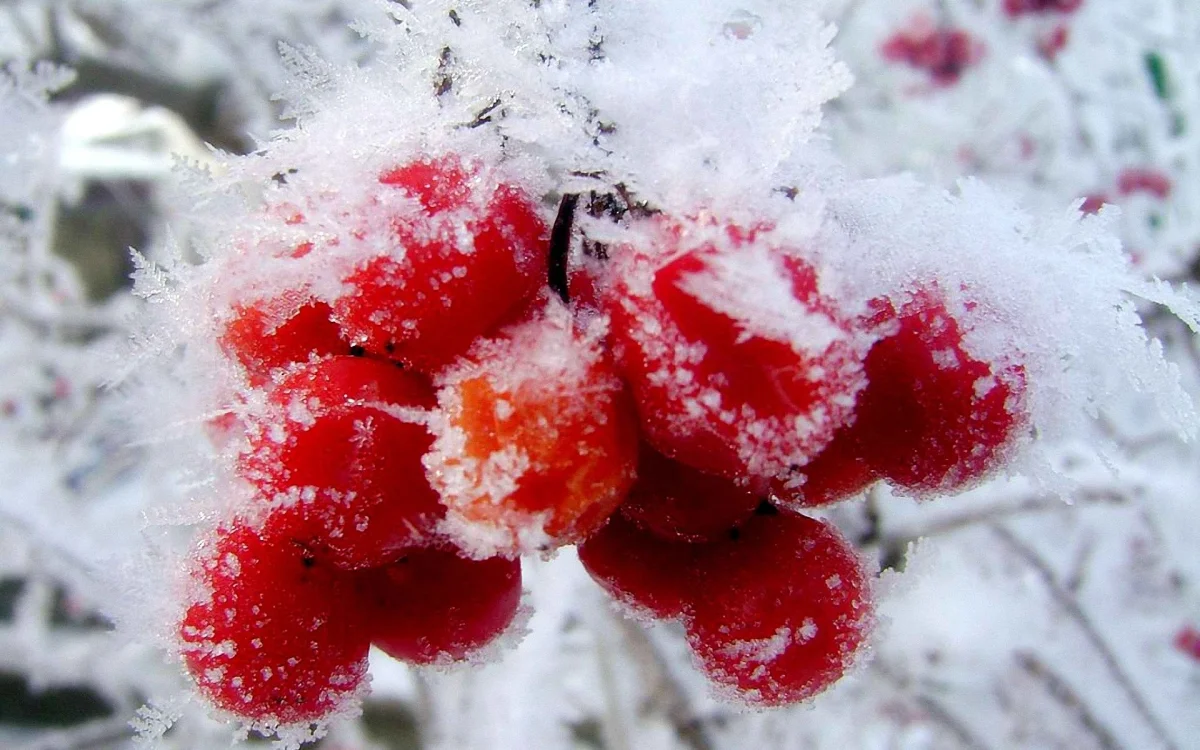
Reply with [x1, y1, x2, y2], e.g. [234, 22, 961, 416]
[990, 524, 1180, 750]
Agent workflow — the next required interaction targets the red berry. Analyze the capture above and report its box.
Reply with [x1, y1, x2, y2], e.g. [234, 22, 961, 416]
[239, 357, 444, 569]
[332, 155, 549, 373]
[881, 23, 985, 87]
[772, 288, 1025, 502]
[1116, 168, 1172, 199]
[1174, 625, 1200, 662]
[577, 512, 700, 621]
[1004, 0, 1082, 17]
[1079, 194, 1109, 215]
[768, 426, 876, 508]
[355, 545, 522, 665]
[426, 302, 638, 557]
[178, 521, 369, 724]
[605, 217, 865, 487]
[683, 511, 873, 706]
[219, 296, 349, 386]
[855, 290, 1025, 493]
[1036, 24, 1071, 60]
[619, 442, 762, 543]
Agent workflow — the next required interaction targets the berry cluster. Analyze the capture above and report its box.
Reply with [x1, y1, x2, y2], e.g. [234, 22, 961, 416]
[880, 20, 985, 88]
[178, 155, 1028, 727]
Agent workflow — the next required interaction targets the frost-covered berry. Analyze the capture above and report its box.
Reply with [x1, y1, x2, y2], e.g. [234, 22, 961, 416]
[332, 154, 549, 373]
[605, 217, 866, 488]
[769, 427, 876, 508]
[219, 295, 349, 386]
[178, 521, 369, 724]
[355, 545, 522, 665]
[854, 289, 1025, 494]
[239, 357, 444, 569]
[771, 288, 1025, 504]
[425, 301, 638, 558]
[577, 512, 700, 621]
[619, 441, 762, 543]
[683, 511, 872, 706]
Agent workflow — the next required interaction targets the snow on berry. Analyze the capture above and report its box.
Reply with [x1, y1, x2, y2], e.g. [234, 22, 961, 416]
[219, 296, 349, 387]
[178, 520, 370, 726]
[331, 155, 550, 373]
[238, 356, 444, 569]
[354, 544, 523, 665]
[425, 300, 638, 558]
[769, 426, 876, 509]
[683, 510, 873, 707]
[774, 285, 1027, 504]
[856, 288, 1026, 492]
[604, 215, 869, 490]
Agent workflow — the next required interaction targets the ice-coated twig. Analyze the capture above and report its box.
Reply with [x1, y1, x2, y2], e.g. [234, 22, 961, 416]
[411, 669, 434, 750]
[611, 616, 716, 750]
[1014, 650, 1124, 750]
[990, 524, 1180, 750]
[891, 488, 1127, 544]
[872, 659, 992, 750]
[585, 600, 633, 750]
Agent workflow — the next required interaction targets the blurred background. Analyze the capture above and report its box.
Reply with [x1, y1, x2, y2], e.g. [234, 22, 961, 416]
[0, 1, 1198, 748]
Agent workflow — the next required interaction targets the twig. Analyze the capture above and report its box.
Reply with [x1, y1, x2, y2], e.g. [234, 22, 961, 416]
[410, 669, 433, 750]
[891, 488, 1126, 544]
[991, 524, 1179, 750]
[589, 605, 632, 750]
[872, 659, 991, 750]
[611, 617, 716, 750]
[1014, 650, 1124, 750]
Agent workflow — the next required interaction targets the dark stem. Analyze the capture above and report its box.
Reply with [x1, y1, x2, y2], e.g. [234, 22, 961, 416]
[548, 193, 579, 304]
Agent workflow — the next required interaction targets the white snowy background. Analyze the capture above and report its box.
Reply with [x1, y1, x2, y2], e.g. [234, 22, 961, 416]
[1, 1, 1198, 749]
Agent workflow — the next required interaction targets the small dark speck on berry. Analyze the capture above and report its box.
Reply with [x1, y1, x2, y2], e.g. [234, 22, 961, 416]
[728, 527, 741, 541]
[385, 342, 396, 354]
[349, 345, 366, 357]
[754, 500, 779, 516]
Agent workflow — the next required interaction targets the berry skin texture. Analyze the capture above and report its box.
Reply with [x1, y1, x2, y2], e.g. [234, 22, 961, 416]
[770, 288, 1025, 505]
[769, 426, 876, 509]
[219, 296, 349, 386]
[619, 441, 762, 543]
[332, 155, 549, 373]
[577, 512, 700, 621]
[178, 521, 369, 725]
[605, 217, 866, 488]
[425, 302, 639, 558]
[853, 290, 1025, 494]
[683, 511, 873, 707]
[354, 545, 522, 665]
[239, 356, 445, 569]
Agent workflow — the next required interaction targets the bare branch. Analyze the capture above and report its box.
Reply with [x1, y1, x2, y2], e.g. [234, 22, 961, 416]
[991, 525, 1179, 750]
[872, 659, 992, 750]
[612, 617, 716, 750]
[1014, 650, 1124, 750]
